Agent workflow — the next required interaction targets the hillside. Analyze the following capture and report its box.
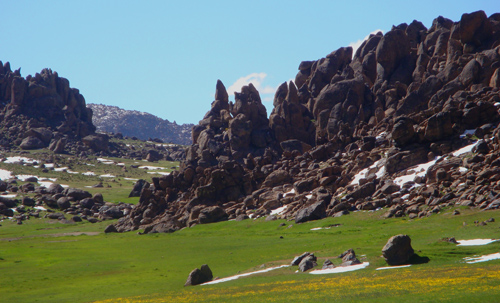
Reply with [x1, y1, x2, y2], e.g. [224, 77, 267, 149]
[88, 103, 193, 145]
[113, 10, 500, 234]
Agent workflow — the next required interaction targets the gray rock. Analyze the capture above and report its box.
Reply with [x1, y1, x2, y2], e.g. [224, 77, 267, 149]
[104, 224, 118, 233]
[20, 136, 45, 150]
[298, 254, 317, 272]
[322, 259, 335, 269]
[56, 197, 71, 210]
[295, 200, 326, 223]
[291, 252, 311, 266]
[382, 234, 415, 265]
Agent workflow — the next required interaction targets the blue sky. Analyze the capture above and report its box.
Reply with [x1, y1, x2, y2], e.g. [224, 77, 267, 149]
[2, 0, 499, 124]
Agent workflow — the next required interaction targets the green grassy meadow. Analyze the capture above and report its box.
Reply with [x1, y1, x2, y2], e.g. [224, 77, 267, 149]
[1, 206, 500, 302]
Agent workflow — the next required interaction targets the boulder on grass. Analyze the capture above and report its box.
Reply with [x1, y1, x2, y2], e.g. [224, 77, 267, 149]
[291, 252, 311, 266]
[295, 200, 326, 223]
[298, 254, 317, 272]
[184, 264, 213, 286]
[382, 234, 414, 265]
[339, 248, 362, 266]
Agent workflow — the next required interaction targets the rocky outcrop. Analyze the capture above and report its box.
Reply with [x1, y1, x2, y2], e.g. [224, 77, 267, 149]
[0, 66, 97, 151]
[112, 11, 500, 235]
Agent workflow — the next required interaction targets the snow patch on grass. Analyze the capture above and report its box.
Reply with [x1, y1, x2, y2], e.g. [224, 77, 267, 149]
[376, 265, 411, 270]
[310, 262, 370, 274]
[0, 169, 13, 179]
[202, 265, 290, 285]
[464, 253, 500, 263]
[457, 239, 499, 246]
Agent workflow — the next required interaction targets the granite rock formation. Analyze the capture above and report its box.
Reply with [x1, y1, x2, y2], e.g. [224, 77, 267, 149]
[0, 65, 96, 152]
[113, 11, 500, 234]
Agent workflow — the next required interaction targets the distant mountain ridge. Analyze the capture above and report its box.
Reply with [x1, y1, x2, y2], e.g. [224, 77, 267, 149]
[88, 103, 193, 145]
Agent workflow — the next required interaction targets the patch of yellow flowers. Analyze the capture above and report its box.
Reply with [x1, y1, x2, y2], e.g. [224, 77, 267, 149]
[95, 265, 500, 303]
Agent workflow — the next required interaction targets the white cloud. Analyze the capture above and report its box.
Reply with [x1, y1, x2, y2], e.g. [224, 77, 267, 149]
[348, 29, 384, 58]
[227, 72, 277, 101]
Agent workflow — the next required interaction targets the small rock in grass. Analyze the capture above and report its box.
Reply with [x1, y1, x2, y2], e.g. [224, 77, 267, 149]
[322, 259, 335, 269]
[339, 248, 361, 266]
[442, 237, 458, 244]
[266, 215, 277, 221]
[235, 214, 248, 221]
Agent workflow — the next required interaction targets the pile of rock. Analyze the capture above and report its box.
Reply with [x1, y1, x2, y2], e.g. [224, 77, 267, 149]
[290, 248, 363, 272]
[0, 183, 134, 224]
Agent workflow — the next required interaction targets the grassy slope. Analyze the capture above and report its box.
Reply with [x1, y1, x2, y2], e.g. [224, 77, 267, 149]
[1, 207, 500, 302]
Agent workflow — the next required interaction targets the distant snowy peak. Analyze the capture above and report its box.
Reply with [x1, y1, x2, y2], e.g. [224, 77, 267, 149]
[87, 103, 193, 145]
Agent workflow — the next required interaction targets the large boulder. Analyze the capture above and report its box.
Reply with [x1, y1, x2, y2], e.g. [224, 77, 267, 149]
[382, 234, 415, 265]
[184, 264, 213, 286]
[291, 252, 311, 266]
[262, 169, 291, 188]
[198, 206, 228, 224]
[392, 117, 415, 147]
[56, 197, 71, 210]
[20, 136, 45, 150]
[295, 200, 326, 223]
[298, 254, 317, 272]
[82, 134, 109, 152]
[146, 150, 162, 162]
[63, 188, 92, 201]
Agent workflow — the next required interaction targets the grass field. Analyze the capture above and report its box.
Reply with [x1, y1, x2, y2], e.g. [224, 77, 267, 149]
[1, 205, 500, 302]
